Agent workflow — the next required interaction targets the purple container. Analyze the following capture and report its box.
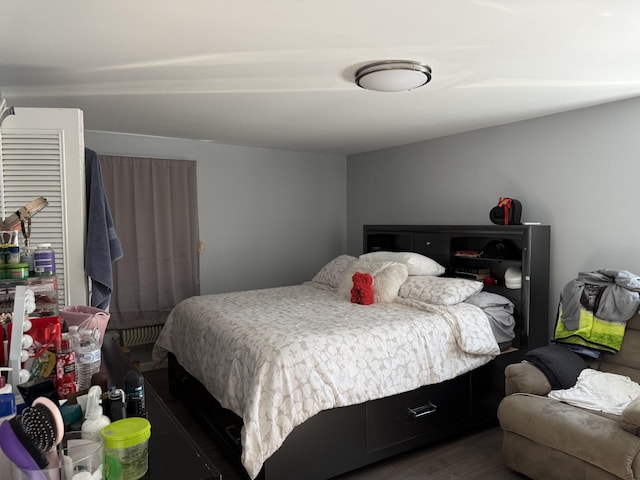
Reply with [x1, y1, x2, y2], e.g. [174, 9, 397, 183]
[34, 243, 56, 276]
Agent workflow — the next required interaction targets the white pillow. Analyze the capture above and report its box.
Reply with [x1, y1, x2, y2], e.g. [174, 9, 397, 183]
[312, 254, 357, 288]
[337, 260, 409, 304]
[359, 251, 445, 276]
[398, 276, 483, 305]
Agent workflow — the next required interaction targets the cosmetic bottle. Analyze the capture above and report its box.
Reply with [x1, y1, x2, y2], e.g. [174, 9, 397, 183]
[55, 326, 77, 400]
[81, 385, 111, 443]
[106, 388, 127, 422]
[124, 370, 146, 418]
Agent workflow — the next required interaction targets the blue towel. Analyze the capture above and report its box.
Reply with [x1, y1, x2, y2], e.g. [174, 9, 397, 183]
[84, 148, 123, 309]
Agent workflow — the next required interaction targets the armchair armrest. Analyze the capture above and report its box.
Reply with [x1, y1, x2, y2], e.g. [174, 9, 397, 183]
[505, 361, 552, 396]
[621, 396, 640, 435]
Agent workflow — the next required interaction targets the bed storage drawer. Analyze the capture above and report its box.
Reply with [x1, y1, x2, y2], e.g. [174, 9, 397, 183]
[168, 353, 244, 457]
[366, 374, 470, 452]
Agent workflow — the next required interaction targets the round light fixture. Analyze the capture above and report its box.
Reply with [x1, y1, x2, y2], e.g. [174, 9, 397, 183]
[355, 60, 432, 92]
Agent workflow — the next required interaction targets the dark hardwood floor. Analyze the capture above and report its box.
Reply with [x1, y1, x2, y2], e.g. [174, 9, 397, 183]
[145, 368, 528, 480]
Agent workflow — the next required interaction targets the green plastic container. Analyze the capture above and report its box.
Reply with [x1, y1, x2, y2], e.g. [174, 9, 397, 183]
[5, 263, 28, 279]
[102, 417, 151, 480]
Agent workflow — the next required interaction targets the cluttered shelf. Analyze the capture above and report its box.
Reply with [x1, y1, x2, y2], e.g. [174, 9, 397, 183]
[102, 335, 221, 479]
[0, 276, 58, 319]
[0, 283, 220, 479]
[450, 240, 524, 293]
[366, 225, 550, 351]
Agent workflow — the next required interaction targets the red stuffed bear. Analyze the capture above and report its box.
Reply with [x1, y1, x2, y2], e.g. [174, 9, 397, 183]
[350, 272, 374, 305]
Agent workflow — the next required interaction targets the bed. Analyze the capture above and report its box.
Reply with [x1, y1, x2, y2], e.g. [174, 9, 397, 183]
[152, 224, 550, 480]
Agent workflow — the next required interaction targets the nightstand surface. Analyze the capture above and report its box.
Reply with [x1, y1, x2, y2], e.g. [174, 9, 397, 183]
[102, 336, 222, 480]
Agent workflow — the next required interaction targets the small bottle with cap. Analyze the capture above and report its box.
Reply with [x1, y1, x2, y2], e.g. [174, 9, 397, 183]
[34, 243, 56, 276]
[106, 388, 127, 422]
[55, 322, 77, 400]
[124, 370, 146, 418]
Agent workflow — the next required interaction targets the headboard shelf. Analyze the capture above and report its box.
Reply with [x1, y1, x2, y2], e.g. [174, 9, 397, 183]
[363, 224, 550, 350]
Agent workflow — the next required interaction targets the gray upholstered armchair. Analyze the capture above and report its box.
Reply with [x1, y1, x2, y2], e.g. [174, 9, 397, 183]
[498, 313, 640, 480]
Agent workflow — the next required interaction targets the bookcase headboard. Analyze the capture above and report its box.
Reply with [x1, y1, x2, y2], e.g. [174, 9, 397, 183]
[363, 224, 551, 350]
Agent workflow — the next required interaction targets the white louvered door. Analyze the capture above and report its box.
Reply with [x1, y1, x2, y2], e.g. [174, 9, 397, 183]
[0, 107, 87, 307]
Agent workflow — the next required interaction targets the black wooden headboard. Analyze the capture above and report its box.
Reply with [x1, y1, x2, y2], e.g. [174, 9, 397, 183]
[362, 224, 551, 351]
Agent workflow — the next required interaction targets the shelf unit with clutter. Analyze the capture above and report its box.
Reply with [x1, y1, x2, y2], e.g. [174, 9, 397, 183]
[6, 286, 38, 399]
[0, 280, 62, 409]
[0, 276, 59, 363]
[0, 276, 58, 319]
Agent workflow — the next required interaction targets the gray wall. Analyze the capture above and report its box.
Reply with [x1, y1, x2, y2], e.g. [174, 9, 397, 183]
[85, 131, 347, 295]
[86, 96, 640, 334]
[347, 97, 640, 333]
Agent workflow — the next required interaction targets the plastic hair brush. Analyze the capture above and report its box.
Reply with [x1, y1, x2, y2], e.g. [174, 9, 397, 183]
[32, 396, 66, 472]
[23, 397, 64, 454]
[0, 396, 64, 480]
[0, 420, 47, 480]
[6, 416, 48, 467]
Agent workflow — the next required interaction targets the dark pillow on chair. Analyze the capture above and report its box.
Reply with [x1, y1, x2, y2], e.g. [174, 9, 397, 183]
[524, 345, 587, 390]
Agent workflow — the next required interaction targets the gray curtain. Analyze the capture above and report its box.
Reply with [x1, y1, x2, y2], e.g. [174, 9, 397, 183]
[98, 155, 200, 329]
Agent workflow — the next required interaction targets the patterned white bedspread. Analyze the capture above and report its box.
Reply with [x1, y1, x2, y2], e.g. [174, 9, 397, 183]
[152, 281, 499, 479]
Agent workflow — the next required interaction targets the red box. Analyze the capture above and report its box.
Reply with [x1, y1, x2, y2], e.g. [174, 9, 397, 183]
[6, 315, 62, 363]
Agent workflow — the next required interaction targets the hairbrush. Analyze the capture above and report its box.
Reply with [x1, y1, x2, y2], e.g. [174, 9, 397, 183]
[22, 398, 63, 454]
[32, 397, 64, 446]
[28, 396, 66, 476]
[7, 415, 49, 467]
[0, 420, 47, 480]
[0, 395, 64, 480]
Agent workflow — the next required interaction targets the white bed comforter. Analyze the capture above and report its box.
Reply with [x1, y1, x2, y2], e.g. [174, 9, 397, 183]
[152, 282, 499, 479]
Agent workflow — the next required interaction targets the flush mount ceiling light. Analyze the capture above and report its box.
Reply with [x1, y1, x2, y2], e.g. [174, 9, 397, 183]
[355, 60, 432, 92]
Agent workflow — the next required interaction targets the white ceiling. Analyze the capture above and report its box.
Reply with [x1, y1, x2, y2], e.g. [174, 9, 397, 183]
[2, 1, 640, 155]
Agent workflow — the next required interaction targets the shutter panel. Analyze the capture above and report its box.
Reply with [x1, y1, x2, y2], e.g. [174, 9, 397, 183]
[0, 131, 67, 306]
[0, 107, 87, 308]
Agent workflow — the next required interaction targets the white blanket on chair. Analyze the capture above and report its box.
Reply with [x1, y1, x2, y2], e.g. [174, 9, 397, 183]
[548, 368, 640, 415]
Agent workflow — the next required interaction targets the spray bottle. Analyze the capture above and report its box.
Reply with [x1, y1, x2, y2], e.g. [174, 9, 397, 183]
[81, 385, 111, 442]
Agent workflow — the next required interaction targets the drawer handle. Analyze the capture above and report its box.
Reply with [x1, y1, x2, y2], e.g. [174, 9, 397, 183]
[425, 241, 432, 246]
[408, 402, 437, 418]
